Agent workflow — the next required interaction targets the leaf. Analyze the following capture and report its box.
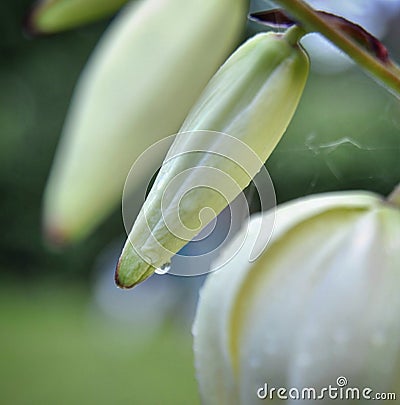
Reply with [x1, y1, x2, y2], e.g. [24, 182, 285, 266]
[250, 9, 390, 64]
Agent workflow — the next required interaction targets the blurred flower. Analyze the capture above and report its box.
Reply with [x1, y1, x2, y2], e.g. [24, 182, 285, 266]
[193, 191, 400, 404]
[43, 0, 247, 244]
[27, 0, 129, 34]
[115, 29, 310, 288]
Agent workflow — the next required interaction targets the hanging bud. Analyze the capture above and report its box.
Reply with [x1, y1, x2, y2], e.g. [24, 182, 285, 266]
[116, 28, 310, 288]
[193, 190, 400, 404]
[43, 0, 247, 244]
[26, 0, 129, 34]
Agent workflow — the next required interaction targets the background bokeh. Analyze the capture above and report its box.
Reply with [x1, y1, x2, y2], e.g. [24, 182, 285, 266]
[1, 0, 399, 404]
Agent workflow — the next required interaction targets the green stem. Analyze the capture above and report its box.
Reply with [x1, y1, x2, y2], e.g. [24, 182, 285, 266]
[273, 0, 400, 98]
[283, 24, 306, 46]
[388, 184, 400, 208]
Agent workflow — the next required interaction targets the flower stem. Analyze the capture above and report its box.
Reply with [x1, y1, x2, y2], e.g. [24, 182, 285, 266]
[273, 0, 400, 98]
[283, 25, 306, 46]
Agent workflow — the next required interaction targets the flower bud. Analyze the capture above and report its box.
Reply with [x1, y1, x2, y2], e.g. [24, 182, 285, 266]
[27, 0, 128, 34]
[43, 0, 247, 244]
[116, 29, 310, 288]
[193, 191, 400, 404]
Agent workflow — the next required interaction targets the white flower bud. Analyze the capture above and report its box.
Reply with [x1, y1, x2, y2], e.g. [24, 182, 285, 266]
[193, 191, 400, 404]
[116, 29, 310, 288]
[43, 0, 247, 244]
[27, 0, 128, 34]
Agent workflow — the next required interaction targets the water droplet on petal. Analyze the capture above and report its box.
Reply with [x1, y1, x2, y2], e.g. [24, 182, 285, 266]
[155, 263, 171, 275]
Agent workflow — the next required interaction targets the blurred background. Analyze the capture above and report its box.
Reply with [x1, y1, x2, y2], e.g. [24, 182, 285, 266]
[1, 0, 399, 404]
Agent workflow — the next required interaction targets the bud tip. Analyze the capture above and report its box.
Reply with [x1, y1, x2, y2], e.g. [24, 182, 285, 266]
[43, 222, 71, 249]
[114, 258, 135, 289]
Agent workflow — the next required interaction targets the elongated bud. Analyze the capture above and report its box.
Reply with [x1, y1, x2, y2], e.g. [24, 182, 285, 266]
[193, 191, 400, 404]
[43, 0, 247, 244]
[26, 0, 129, 34]
[116, 29, 310, 288]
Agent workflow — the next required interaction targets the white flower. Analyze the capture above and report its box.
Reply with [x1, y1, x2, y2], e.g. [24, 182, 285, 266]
[193, 191, 400, 404]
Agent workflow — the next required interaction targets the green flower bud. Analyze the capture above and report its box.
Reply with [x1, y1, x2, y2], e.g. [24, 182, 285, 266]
[116, 29, 310, 288]
[193, 191, 400, 404]
[43, 0, 247, 244]
[27, 0, 129, 34]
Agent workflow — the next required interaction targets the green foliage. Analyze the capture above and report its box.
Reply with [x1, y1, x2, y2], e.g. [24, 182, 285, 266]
[0, 283, 199, 405]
